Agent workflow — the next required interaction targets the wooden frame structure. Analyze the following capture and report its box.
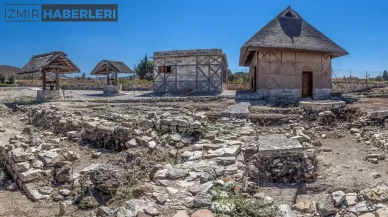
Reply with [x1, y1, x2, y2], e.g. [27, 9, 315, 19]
[152, 49, 228, 94]
[90, 60, 133, 84]
[18, 51, 80, 90]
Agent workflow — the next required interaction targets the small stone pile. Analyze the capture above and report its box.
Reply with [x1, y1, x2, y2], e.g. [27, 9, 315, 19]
[157, 117, 203, 134]
[295, 185, 388, 217]
[370, 133, 388, 151]
[317, 110, 336, 125]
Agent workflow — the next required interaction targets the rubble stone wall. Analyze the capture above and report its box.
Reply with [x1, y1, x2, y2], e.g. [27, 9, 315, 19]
[253, 154, 316, 185]
[60, 83, 152, 91]
[256, 88, 331, 100]
[28, 108, 205, 151]
[332, 81, 388, 94]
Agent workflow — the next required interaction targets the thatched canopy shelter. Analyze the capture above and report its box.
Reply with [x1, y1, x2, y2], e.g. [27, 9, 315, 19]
[18, 51, 80, 90]
[90, 60, 133, 85]
[239, 6, 349, 66]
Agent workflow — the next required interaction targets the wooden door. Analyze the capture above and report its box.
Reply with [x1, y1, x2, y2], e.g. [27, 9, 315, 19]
[302, 72, 312, 97]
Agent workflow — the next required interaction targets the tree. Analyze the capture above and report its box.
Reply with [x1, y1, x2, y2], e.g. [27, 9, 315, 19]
[383, 70, 388, 81]
[81, 72, 86, 79]
[135, 54, 153, 80]
[7, 75, 15, 84]
[0, 74, 5, 84]
[226, 68, 234, 82]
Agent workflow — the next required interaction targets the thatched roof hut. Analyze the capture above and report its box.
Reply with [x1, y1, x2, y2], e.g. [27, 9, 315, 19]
[239, 6, 349, 66]
[90, 60, 133, 75]
[19, 51, 80, 74]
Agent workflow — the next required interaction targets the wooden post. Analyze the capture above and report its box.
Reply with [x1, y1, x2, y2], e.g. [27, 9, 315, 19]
[55, 69, 59, 90]
[106, 65, 110, 85]
[42, 71, 46, 90]
[115, 72, 118, 85]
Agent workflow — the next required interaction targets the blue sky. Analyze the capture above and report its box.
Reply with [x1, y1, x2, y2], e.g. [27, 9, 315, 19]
[0, 0, 387, 78]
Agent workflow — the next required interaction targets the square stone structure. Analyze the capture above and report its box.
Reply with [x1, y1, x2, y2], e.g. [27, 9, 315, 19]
[239, 6, 349, 101]
[258, 134, 303, 158]
[152, 49, 228, 94]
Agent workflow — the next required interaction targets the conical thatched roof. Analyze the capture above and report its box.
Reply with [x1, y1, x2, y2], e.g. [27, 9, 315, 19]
[240, 6, 349, 66]
[90, 60, 133, 75]
[19, 51, 80, 74]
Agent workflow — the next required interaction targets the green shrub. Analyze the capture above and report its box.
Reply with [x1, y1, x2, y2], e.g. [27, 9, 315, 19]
[0, 74, 5, 84]
[212, 184, 279, 217]
[7, 75, 15, 84]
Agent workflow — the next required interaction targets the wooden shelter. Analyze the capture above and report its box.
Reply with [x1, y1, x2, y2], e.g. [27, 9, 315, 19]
[90, 60, 133, 85]
[18, 51, 80, 90]
[239, 6, 348, 100]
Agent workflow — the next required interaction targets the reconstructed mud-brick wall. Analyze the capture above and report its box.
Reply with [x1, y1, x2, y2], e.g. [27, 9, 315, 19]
[153, 49, 227, 94]
[249, 50, 332, 100]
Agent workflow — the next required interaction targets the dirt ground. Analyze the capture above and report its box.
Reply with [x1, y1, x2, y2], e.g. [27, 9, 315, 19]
[0, 95, 388, 217]
[0, 100, 235, 217]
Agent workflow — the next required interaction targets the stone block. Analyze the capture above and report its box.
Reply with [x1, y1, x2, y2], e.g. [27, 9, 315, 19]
[258, 134, 303, 158]
[19, 169, 41, 182]
[11, 148, 33, 163]
[14, 162, 30, 172]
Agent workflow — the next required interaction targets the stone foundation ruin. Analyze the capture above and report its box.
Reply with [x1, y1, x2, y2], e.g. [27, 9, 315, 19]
[246, 134, 316, 185]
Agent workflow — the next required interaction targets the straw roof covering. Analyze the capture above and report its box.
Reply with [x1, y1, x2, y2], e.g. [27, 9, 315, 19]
[19, 51, 80, 74]
[90, 60, 133, 75]
[240, 6, 349, 66]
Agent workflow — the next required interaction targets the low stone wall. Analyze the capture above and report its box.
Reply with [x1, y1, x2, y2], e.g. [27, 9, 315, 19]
[332, 82, 388, 94]
[299, 100, 346, 113]
[28, 107, 205, 151]
[60, 83, 152, 91]
[235, 88, 331, 105]
[255, 88, 331, 100]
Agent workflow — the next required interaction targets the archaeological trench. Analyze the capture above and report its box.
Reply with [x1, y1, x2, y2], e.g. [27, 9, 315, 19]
[1, 91, 388, 217]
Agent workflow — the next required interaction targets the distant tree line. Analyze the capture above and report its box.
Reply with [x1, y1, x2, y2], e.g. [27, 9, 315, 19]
[74, 72, 92, 80]
[226, 69, 248, 83]
[374, 70, 388, 81]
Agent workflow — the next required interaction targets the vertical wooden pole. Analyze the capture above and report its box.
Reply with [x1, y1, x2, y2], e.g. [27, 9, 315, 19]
[55, 69, 59, 90]
[107, 73, 109, 85]
[115, 72, 118, 85]
[42, 71, 46, 90]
